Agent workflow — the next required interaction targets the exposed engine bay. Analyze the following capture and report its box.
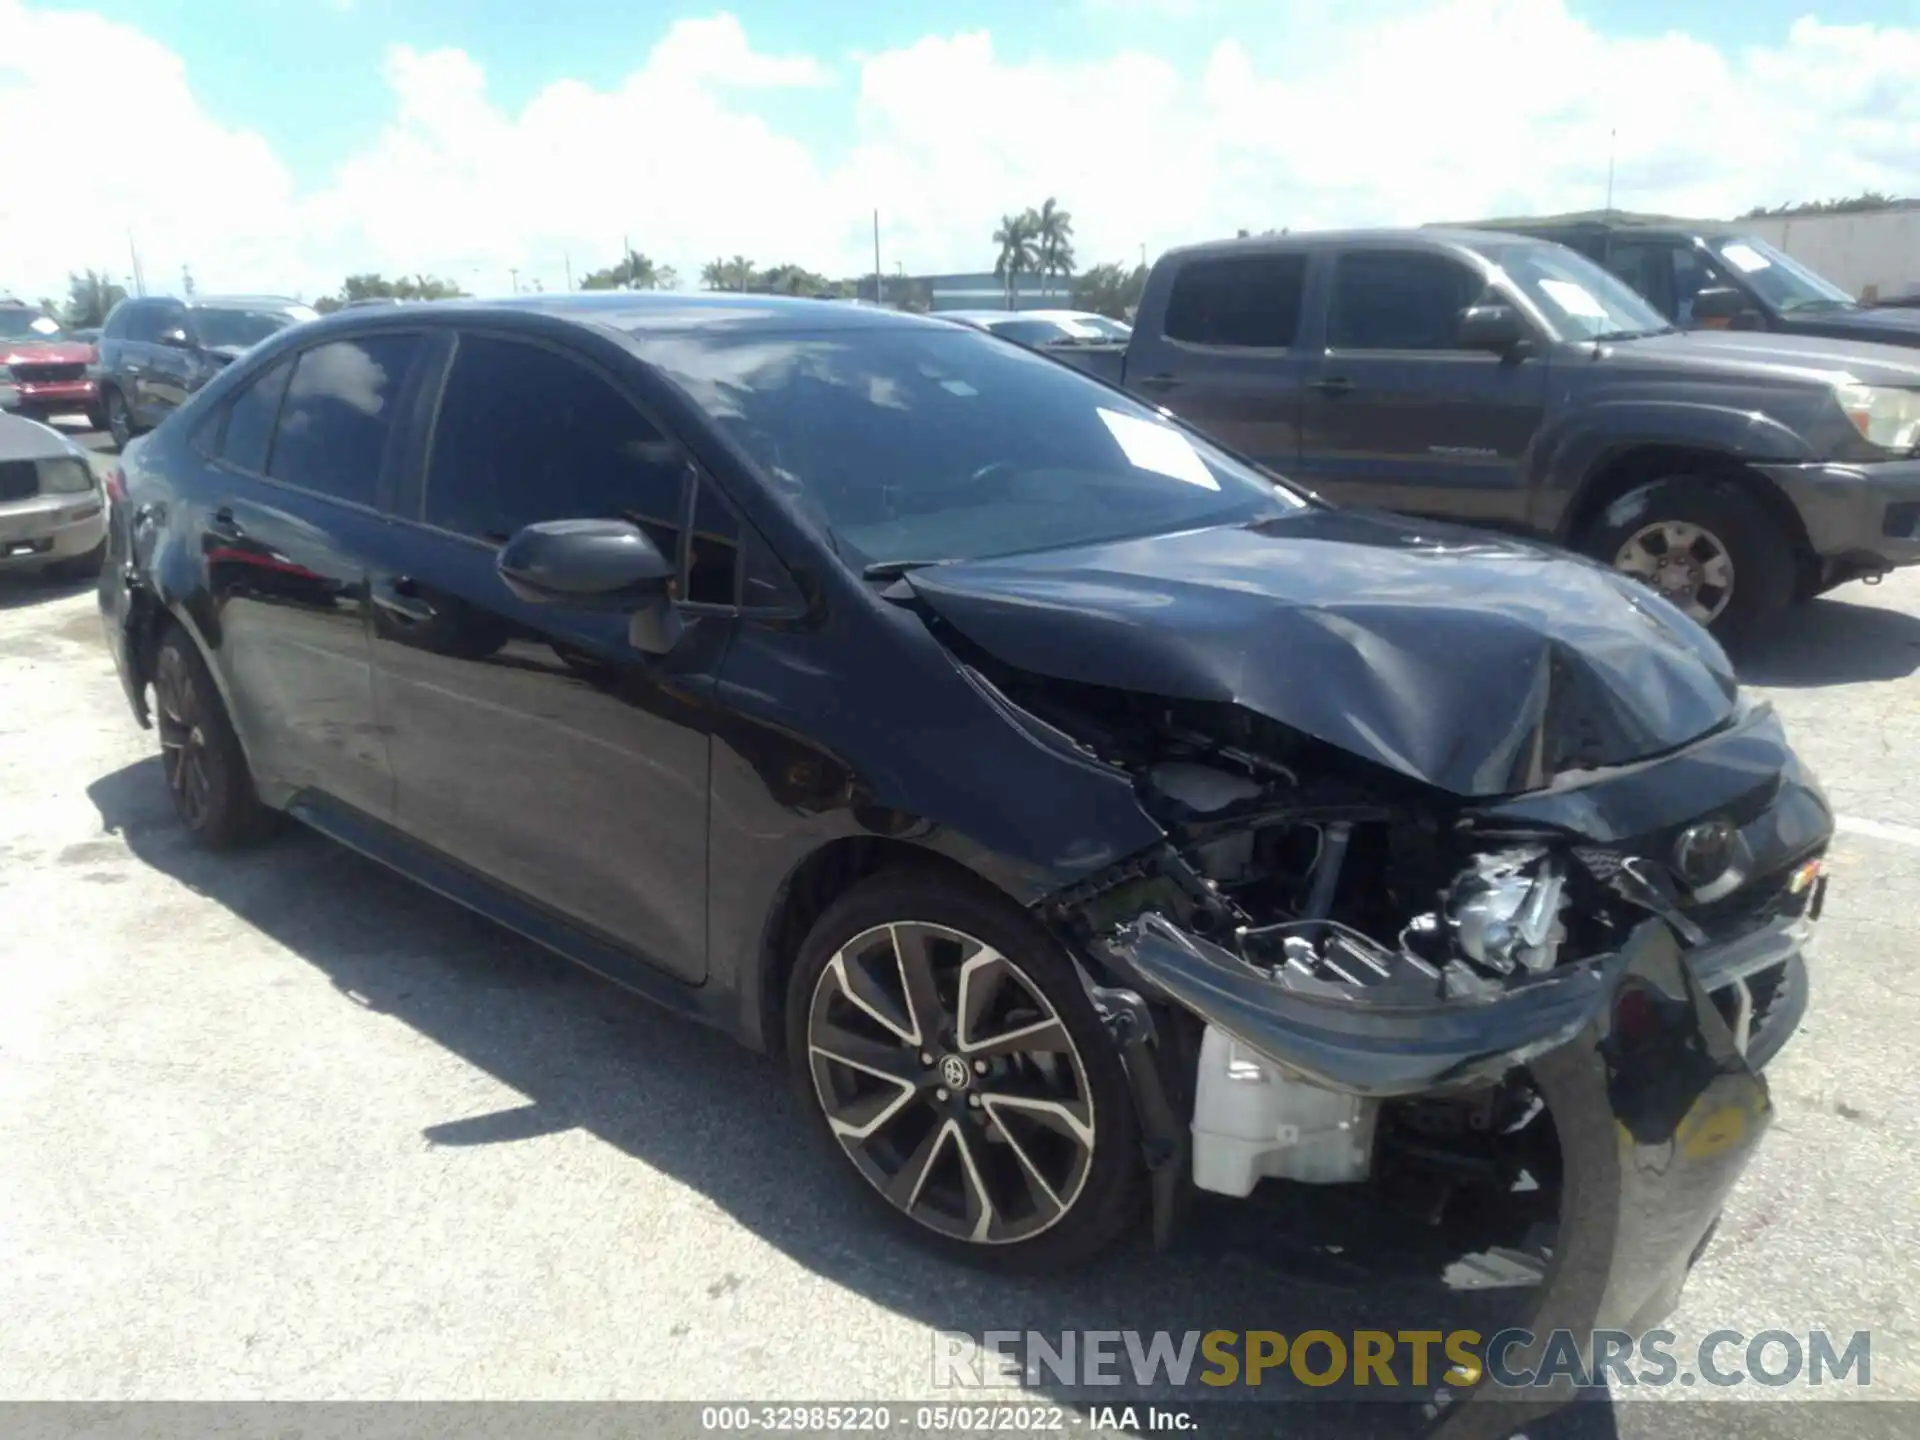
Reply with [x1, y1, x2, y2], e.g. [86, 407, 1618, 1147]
[976, 663, 1827, 1220]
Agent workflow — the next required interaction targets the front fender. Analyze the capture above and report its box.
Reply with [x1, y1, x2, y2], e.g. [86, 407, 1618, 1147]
[1536, 401, 1817, 539]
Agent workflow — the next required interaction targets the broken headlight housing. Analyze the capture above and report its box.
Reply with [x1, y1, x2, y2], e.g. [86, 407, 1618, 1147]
[1446, 850, 1569, 977]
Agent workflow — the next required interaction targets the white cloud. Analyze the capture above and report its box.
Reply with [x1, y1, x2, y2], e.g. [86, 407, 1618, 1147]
[3, 0, 1918, 305]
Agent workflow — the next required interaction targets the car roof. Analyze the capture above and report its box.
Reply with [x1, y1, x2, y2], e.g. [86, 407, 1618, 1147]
[0, 412, 86, 462]
[190, 294, 310, 311]
[1431, 209, 1742, 240]
[114, 293, 308, 311]
[1160, 226, 1556, 265]
[308, 289, 961, 338]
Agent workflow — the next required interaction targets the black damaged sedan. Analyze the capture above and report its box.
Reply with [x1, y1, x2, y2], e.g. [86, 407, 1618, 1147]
[100, 294, 1829, 1419]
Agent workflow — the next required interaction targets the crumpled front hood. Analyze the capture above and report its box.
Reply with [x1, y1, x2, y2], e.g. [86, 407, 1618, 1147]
[901, 508, 1738, 798]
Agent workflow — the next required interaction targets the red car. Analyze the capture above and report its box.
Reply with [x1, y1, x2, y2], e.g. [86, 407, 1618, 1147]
[1, 300, 105, 430]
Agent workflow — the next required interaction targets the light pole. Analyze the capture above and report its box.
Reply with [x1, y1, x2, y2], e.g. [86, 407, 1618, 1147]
[508, 267, 520, 294]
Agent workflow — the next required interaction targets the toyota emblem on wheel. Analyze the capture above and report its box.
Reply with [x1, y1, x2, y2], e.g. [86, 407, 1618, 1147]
[939, 1054, 971, 1090]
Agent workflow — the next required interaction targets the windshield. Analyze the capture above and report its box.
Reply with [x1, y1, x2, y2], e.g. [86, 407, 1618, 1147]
[1479, 242, 1672, 341]
[1708, 235, 1857, 313]
[635, 325, 1305, 571]
[191, 307, 299, 349]
[0, 308, 70, 343]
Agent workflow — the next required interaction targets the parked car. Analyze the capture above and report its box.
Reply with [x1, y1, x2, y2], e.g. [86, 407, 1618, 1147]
[940, 309, 1132, 346]
[1451, 211, 1920, 348]
[1046, 228, 1920, 638]
[100, 295, 1830, 1426]
[94, 294, 318, 449]
[1, 412, 107, 578]
[2, 298, 105, 429]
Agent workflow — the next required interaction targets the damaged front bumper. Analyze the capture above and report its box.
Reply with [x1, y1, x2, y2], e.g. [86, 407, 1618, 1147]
[1102, 910, 1803, 1430]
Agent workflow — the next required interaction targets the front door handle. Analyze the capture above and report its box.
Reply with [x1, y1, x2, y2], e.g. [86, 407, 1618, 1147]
[1309, 376, 1353, 396]
[1132, 373, 1178, 392]
[208, 505, 243, 539]
[373, 576, 437, 623]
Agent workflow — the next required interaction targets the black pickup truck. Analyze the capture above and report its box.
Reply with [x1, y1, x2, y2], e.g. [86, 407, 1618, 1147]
[1046, 228, 1920, 639]
[1449, 211, 1920, 347]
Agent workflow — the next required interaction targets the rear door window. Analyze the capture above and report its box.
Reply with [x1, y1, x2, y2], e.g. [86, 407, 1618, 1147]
[1163, 255, 1308, 348]
[266, 334, 425, 508]
[1328, 251, 1484, 350]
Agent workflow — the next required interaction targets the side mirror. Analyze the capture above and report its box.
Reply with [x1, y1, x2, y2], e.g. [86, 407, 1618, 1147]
[1688, 286, 1748, 323]
[1457, 303, 1526, 352]
[497, 518, 683, 653]
[157, 327, 194, 349]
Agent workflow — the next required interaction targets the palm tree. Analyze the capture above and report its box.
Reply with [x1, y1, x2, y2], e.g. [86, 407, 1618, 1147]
[992, 212, 1037, 308]
[1032, 198, 1075, 298]
[700, 259, 727, 290]
[724, 255, 756, 292]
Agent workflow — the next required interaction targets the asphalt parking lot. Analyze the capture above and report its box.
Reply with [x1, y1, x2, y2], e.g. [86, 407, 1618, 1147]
[4, 432, 1920, 1435]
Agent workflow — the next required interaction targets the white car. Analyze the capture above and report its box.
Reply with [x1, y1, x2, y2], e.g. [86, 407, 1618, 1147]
[0, 413, 108, 579]
[938, 308, 1132, 346]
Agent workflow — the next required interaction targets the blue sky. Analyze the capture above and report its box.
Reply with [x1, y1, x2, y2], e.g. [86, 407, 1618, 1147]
[66, 0, 1908, 189]
[7, 1, 1918, 298]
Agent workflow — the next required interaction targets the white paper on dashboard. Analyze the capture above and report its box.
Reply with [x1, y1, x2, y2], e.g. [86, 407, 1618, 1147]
[1539, 279, 1610, 319]
[1098, 408, 1219, 489]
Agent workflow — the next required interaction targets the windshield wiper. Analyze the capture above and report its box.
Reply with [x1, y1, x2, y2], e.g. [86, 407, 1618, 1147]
[861, 558, 956, 579]
[1588, 325, 1675, 342]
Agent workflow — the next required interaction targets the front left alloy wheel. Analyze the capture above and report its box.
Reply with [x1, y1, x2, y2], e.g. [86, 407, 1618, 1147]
[787, 870, 1143, 1270]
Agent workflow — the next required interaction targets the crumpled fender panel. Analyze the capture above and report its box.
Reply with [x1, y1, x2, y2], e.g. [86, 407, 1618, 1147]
[902, 509, 1737, 797]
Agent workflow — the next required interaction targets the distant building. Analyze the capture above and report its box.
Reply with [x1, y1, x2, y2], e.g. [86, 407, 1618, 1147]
[855, 271, 1071, 312]
[1739, 203, 1920, 302]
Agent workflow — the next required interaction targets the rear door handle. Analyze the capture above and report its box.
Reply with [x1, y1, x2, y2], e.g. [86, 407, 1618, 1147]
[373, 576, 437, 623]
[1132, 373, 1178, 392]
[1309, 376, 1353, 396]
[208, 505, 243, 539]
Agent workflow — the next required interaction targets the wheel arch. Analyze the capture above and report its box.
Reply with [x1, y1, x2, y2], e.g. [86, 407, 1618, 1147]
[751, 835, 1027, 1060]
[1559, 443, 1813, 568]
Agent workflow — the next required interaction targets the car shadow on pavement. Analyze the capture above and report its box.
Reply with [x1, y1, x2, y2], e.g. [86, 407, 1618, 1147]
[1733, 595, 1920, 686]
[0, 570, 97, 611]
[88, 754, 1617, 1440]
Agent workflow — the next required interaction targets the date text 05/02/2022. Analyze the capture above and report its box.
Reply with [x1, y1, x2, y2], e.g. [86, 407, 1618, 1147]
[698, 1404, 1189, 1432]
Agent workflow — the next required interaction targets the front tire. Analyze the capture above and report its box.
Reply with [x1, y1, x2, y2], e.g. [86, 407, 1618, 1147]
[786, 869, 1144, 1271]
[151, 627, 277, 849]
[103, 387, 135, 450]
[1579, 476, 1794, 643]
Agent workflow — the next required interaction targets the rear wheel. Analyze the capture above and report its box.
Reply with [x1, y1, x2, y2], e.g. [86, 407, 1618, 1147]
[786, 869, 1144, 1271]
[1579, 476, 1794, 643]
[103, 387, 135, 450]
[152, 627, 277, 849]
